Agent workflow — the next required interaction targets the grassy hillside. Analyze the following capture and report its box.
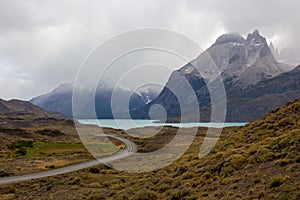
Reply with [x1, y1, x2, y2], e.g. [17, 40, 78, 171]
[1, 98, 299, 199]
[0, 99, 118, 176]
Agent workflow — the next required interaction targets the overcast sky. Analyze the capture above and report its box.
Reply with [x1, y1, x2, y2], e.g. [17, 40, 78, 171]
[0, 0, 299, 100]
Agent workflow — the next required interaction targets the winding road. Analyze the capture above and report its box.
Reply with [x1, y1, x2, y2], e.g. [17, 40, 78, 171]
[0, 134, 137, 186]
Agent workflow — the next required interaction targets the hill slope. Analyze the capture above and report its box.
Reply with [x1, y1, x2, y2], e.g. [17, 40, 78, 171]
[0, 98, 80, 157]
[0, 98, 68, 120]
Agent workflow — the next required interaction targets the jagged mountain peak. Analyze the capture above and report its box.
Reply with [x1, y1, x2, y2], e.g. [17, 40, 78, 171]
[213, 30, 266, 47]
[191, 29, 283, 87]
[214, 33, 245, 45]
[131, 30, 296, 121]
[246, 29, 265, 42]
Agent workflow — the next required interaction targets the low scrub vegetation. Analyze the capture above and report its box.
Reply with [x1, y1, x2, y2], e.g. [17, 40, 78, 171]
[1, 98, 300, 199]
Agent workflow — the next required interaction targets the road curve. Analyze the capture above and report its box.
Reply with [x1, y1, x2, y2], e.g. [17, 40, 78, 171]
[0, 134, 137, 186]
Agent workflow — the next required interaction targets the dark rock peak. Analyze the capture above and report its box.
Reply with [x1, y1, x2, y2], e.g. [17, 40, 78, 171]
[251, 29, 260, 36]
[214, 33, 245, 45]
[246, 29, 266, 43]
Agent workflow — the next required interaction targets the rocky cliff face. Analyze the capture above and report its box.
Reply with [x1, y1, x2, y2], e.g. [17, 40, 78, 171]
[189, 30, 284, 88]
[224, 65, 300, 121]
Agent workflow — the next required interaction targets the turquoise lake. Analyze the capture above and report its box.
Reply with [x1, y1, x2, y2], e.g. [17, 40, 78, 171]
[78, 119, 247, 130]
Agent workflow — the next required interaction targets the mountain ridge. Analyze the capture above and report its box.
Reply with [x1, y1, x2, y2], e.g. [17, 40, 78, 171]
[29, 30, 299, 122]
[131, 30, 299, 121]
[0, 98, 68, 120]
[30, 83, 160, 119]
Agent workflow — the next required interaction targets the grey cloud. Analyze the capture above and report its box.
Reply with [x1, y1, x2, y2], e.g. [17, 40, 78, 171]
[0, 0, 299, 100]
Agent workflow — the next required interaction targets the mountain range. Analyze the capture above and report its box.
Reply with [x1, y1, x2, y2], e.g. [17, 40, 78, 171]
[30, 83, 160, 119]
[30, 30, 300, 122]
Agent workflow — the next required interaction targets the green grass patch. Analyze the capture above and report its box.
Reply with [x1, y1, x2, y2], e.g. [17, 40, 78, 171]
[23, 142, 119, 158]
[24, 142, 87, 158]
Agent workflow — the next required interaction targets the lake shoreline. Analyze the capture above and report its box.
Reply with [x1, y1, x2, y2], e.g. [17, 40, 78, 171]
[78, 119, 247, 130]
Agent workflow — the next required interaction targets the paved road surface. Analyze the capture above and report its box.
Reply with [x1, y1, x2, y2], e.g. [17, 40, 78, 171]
[0, 134, 137, 186]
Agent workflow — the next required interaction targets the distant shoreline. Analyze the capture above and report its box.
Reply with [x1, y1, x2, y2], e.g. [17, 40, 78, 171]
[78, 119, 247, 130]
